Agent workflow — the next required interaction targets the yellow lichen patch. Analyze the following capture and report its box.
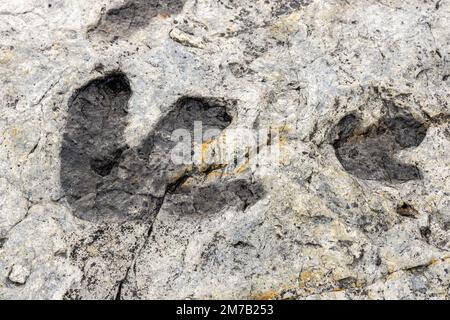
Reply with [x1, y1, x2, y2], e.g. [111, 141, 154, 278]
[299, 270, 315, 288]
[205, 168, 223, 179]
[429, 258, 440, 266]
[198, 138, 226, 171]
[170, 169, 192, 187]
[17, 65, 31, 76]
[252, 290, 279, 301]
[233, 161, 250, 175]
[385, 268, 402, 281]
[271, 12, 302, 35]
[0, 49, 14, 65]
[251, 271, 333, 300]
[200, 140, 215, 164]
[277, 124, 292, 165]
[333, 277, 363, 292]
[202, 164, 227, 183]
[180, 177, 195, 188]
[86, 245, 99, 256]
[158, 11, 171, 19]
[299, 269, 323, 289]
[418, 256, 450, 269]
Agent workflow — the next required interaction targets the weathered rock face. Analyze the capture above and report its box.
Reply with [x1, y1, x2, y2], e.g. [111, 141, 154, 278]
[0, 0, 449, 300]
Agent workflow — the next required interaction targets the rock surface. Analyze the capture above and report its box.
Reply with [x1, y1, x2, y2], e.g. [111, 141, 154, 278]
[0, 0, 449, 300]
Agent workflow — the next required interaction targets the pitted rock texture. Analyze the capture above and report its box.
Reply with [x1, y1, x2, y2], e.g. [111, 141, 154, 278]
[0, 0, 450, 300]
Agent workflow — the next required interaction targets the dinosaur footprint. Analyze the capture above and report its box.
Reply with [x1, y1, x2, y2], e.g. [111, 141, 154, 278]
[88, 0, 187, 40]
[61, 73, 264, 223]
[332, 106, 428, 183]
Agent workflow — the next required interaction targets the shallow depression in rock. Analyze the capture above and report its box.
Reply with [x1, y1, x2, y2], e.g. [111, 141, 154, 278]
[61, 73, 264, 223]
[331, 106, 428, 183]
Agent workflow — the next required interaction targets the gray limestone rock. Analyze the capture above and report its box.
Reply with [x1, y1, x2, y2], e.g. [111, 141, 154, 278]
[0, 0, 449, 300]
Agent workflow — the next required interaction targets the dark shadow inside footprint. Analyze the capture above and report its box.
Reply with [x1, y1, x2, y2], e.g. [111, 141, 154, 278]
[61, 73, 264, 223]
[164, 176, 266, 216]
[331, 106, 428, 183]
[89, 0, 186, 40]
[61, 73, 131, 203]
